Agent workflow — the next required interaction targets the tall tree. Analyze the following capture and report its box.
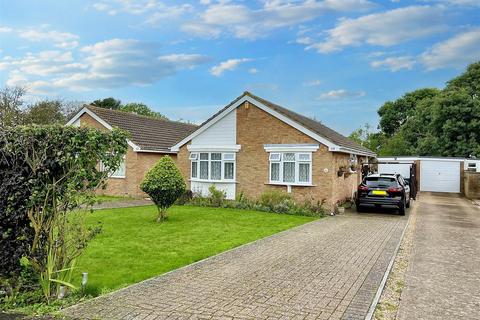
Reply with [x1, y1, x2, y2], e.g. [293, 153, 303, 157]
[24, 100, 67, 125]
[91, 97, 122, 110]
[445, 61, 480, 98]
[377, 88, 439, 137]
[121, 103, 168, 120]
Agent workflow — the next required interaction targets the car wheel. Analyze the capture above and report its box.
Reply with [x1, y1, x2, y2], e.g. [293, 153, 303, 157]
[356, 202, 362, 212]
[399, 201, 406, 215]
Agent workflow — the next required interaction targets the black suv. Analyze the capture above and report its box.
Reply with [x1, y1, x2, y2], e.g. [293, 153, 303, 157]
[356, 173, 411, 215]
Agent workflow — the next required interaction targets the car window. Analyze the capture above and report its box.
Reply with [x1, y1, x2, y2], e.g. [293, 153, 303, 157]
[365, 177, 398, 188]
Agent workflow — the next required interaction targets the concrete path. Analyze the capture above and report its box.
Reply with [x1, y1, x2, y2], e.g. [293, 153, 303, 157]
[91, 199, 153, 210]
[398, 193, 480, 320]
[64, 212, 408, 320]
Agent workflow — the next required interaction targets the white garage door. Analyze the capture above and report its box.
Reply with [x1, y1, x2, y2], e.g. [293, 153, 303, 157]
[420, 160, 460, 193]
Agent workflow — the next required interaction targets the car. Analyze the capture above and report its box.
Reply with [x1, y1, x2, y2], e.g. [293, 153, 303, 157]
[356, 173, 411, 215]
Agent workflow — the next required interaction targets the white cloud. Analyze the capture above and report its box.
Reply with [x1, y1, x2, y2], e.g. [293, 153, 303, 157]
[0, 26, 12, 33]
[184, 0, 375, 39]
[1, 39, 209, 92]
[319, 89, 365, 99]
[18, 29, 79, 49]
[92, 0, 193, 23]
[210, 58, 252, 76]
[421, 29, 480, 70]
[438, 0, 480, 6]
[248, 68, 259, 74]
[304, 79, 322, 86]
[370, 56, 416, 71]
[307, 5, 446, 53]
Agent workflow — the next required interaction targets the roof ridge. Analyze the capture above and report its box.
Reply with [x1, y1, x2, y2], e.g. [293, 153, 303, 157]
[85, 104, 197, 128]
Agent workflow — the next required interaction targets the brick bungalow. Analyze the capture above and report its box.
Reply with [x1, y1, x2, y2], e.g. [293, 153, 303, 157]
[171, 92, 376, 208]
[66, 105, 197, 197]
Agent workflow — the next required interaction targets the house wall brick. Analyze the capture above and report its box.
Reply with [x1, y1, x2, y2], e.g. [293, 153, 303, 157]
[79, 113, 168, 198]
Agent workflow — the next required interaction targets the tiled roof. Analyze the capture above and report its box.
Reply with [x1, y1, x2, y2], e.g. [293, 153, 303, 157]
[85, 105, 197, 152]
[196, 92, 374, 155]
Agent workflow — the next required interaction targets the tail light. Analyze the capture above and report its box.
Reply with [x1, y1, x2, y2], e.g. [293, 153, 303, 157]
[358, 185, 369, 192]
[387, 186, 403, 193]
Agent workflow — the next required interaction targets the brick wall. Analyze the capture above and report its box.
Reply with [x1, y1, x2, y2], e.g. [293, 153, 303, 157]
[79, 113, 168, 198]
[464, 171, 480, 199]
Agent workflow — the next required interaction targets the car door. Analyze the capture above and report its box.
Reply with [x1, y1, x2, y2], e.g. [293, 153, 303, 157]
[399, 175, 410, 199]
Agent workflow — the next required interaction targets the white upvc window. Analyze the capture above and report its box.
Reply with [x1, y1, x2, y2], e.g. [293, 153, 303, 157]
[100, 156, 126, 178]
[190, 152, 236, 182]
[269, 152, 312, 185]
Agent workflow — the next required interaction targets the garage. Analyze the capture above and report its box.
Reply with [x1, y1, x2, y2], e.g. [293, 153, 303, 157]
[420, 160, 460, 193]
[377, 157, 464, 194]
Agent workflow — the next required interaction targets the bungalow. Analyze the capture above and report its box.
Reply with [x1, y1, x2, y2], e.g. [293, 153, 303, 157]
[172, 92, 376, 208]
[66, 105, 197, 198]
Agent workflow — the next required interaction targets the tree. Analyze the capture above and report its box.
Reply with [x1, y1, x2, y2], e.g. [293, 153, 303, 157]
[140, 156, 186, 223]
[446, 61, 480, 98]
[0, 86, 26, 128]
[121, 103, 168, 120]
[23, 100, 79, 125]
[377, 88, 440, 137]
[91, 97, 122, 110]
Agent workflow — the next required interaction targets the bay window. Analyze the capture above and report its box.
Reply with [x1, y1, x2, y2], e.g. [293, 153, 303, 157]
[190, 152, 236, 181]
[269, 152, 312, 185]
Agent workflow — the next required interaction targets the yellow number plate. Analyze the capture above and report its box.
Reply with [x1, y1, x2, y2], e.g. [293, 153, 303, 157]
[372, 190, 387, 196]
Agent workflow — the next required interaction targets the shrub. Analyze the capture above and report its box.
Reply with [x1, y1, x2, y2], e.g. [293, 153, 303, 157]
[208, 185, 226, 207]
[175, 190, 193, 205]
[0, 125, 128, 303]
[141, 156, 186, 222]
[259, 190, 292, 211]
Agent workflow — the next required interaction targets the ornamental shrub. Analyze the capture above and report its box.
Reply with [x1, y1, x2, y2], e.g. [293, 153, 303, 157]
[141, 156, 186, 222]
[259, 190, 292, 211]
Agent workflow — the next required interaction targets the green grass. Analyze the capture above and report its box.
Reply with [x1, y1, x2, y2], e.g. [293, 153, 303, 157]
[77, 205, 315, 295]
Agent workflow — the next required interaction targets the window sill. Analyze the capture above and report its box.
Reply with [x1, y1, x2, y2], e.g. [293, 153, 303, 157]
[265, 182, 316, 187]
[190, 179, 237, 183]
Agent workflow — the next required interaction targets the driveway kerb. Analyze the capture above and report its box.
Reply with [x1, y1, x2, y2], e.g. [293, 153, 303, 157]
[364, 202, 415, 320]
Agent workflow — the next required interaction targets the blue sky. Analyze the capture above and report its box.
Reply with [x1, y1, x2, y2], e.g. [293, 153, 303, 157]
[1, 0, 479, 134]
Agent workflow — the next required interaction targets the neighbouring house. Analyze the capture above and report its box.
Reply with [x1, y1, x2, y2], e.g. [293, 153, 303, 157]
[172, 92, 376, 208]
[67, 105, 197, 198]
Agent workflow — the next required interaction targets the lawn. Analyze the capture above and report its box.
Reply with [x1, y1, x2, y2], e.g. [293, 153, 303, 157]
[77, 205, 315, 295]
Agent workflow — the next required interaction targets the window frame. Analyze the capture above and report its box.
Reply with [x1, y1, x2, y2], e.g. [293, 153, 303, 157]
[190, 152, 236, 182]
[268, 152, 313, 186]
[100, 156, 126, 179]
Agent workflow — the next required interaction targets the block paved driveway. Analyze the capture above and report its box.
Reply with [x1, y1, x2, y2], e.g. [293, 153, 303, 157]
[64, 210, 408, 320]
[398, 193, 480, 320]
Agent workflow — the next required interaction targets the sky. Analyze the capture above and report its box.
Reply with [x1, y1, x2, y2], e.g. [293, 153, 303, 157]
[1, 0, 479, 135]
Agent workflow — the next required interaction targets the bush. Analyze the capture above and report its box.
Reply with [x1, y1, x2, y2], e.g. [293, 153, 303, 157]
[259, 190, 292, 211]
[208, 185, 226, 207]
[0, 124, 128, 303]
[179, 188, 325, 217]
[141, 156, 186, 222]
[175, 190, 193, 205]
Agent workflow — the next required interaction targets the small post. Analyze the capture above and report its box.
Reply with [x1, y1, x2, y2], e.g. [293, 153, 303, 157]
[81, 272, 88, 291]
[57, 285, 66, 299]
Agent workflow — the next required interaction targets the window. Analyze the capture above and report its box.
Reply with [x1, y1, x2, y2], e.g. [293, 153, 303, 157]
[466, 162, 477, 172]
[268, 152, 312, 185]
[100, 156, 126, 178]
[191, 152, 236, 181]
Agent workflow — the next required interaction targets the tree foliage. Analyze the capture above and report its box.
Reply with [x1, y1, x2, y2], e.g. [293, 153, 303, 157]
[0, 86, 26, 128]
[140, 156, 186, 222]
[91, 97, 122, 110]
[0, 125, 128, 301]
[351, 61, 480, 157]
[91, 98, 168, 120]
[121, 103, 168, 120]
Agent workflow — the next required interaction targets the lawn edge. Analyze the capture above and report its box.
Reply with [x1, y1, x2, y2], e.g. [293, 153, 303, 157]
[365, 201, 416, 320]
[61, 214, 324, 315]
